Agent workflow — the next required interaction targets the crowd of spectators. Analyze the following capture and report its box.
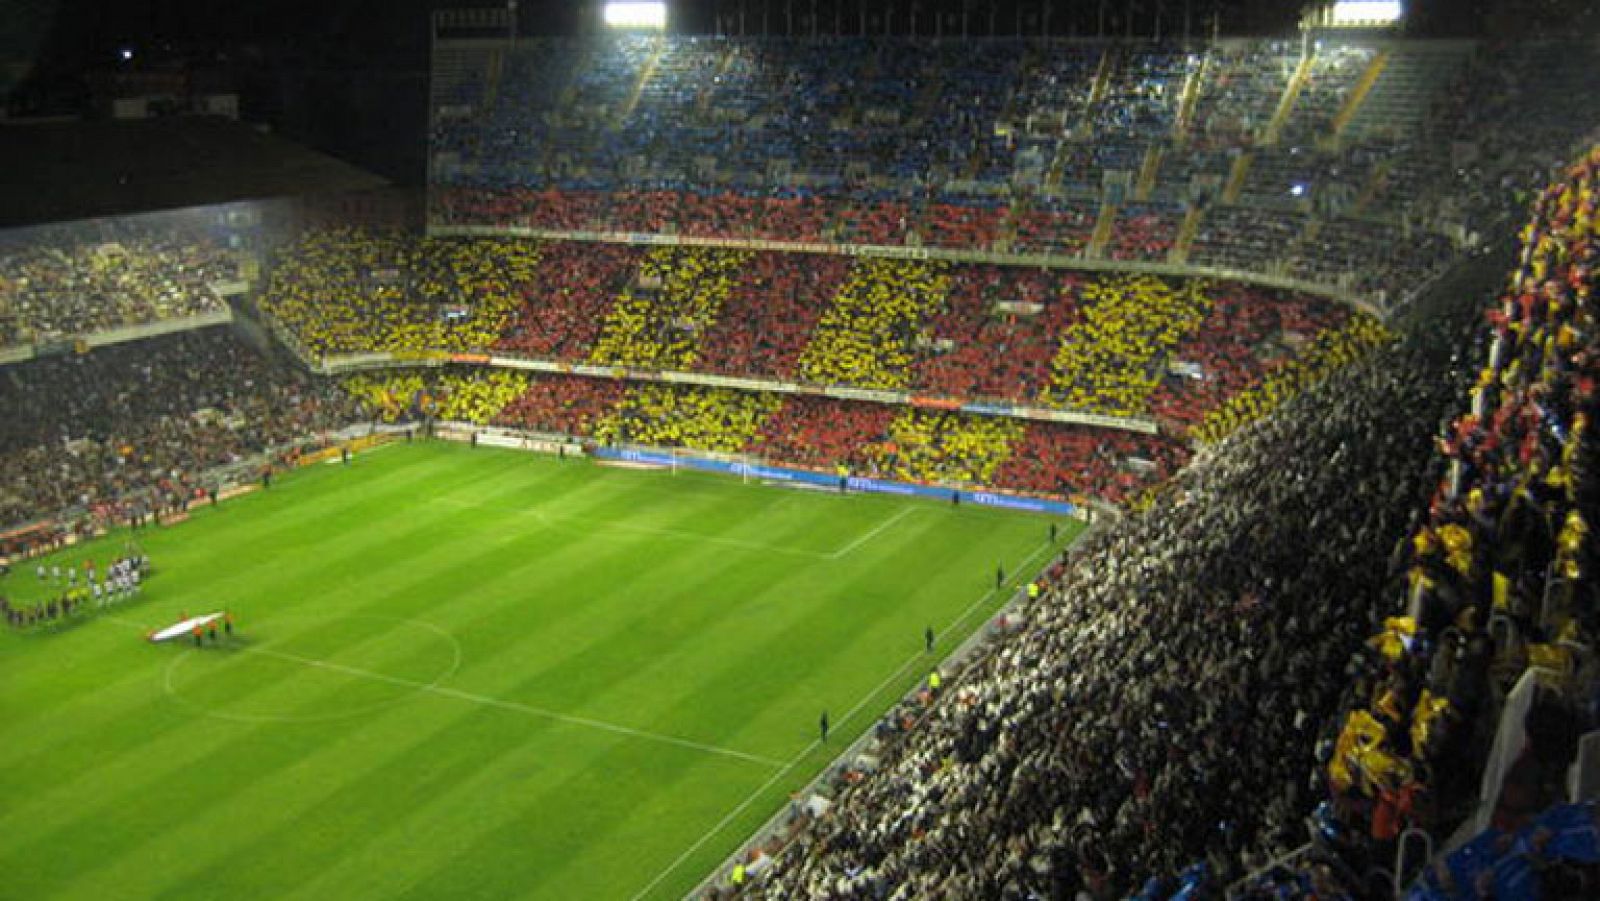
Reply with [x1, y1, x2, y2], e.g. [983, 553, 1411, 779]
[1105, 202, 1183, 263]
[495, 374, 627, 437]
[494, 241, 643, 361]
[588, 248, 751, 370]
[260, 228, 541, 358]
[751, 396, 899, 472]
[341, 368, 530, 425]
[795, 259, 950, 391]
[1147, 283, 1355, 433]
[420, 36, 1600, 298]
[0, 212, 235, 346]
[1190, 313, 1393, 445]
[1306, 146, 1600, 895]
[0, 327, 358, 530]
[995, 424, 1190, 507]
[257, 232, 1373, 445]
[912, 264, 1079, 402]
[868, 410, 1023, 488]
[696, 253, 853, 380]
[723, 203, 1478, 901]
[592, 384, 782, 455]
[1042, 274, 1212, 417]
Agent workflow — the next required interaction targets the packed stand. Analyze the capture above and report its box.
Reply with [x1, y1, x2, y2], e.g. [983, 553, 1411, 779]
[1008, 194, 1097, 257]
[1106, 202, 1183, 263]
[1148, 285, 1355, 434]
[1311, 147, 1600, 893]
[587, 247, 750, 371]
[1042, 274, 1212, 417]
[260, 228, 541, 358]
[0, 211, 235, 346]
[729, 221, 1473, 901]
[494, 241, 644, 361]
[695, 253, 853, 381]
[341, 368, 530, 425]
[795, 259, 949, 391]
[592, 384, 781, 455]
[750, 396, 898, 473]
[0, 327, 358, 530]
[869, 410, 1024, 488]
[912, 264, 1080, 402]
[494, 374, 627, 438]
[994, 424, 1190, 507]
[1190, 314, 1393, 444]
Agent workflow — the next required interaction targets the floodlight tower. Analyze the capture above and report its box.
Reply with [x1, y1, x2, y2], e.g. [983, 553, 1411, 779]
[1300, 1, 1407, 31]
[601, 2, 670, 32]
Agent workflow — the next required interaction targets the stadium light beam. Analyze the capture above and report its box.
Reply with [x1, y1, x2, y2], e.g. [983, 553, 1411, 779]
[1329, 1, 1403, 25]
[604, 1, 667, 30]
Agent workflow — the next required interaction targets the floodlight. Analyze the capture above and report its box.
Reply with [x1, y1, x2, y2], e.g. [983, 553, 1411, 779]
[604, 2, 667, 30]
[1330, 1, 1403, 25]
[1290, 183, 1308, 197]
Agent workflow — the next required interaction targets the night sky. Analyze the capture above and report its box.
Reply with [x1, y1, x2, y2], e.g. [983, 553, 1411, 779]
[0, 0, 1575, 186]
[1, 0, 1515, 72]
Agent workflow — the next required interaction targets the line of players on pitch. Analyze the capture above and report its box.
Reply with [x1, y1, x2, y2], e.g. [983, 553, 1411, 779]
[2, 554, 151, 629]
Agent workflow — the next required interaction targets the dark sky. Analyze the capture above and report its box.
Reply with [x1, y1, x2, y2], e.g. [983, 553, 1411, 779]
[3, 1, 1422, 68]
[3, 1, 1539, 78]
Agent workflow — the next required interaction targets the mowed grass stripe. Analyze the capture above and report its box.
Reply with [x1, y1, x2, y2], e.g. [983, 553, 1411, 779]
[0, 442, 1062, 900]
[0, 458, 564, 765]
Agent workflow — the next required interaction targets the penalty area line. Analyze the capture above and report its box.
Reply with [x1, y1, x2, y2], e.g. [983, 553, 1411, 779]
[826, 506, 917, 559]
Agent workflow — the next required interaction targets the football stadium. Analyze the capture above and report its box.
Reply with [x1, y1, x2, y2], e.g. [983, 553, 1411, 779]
[2, 0, 1599, 898]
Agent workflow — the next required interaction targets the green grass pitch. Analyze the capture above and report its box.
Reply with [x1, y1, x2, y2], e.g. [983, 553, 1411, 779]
[0, 441, 1080, 900]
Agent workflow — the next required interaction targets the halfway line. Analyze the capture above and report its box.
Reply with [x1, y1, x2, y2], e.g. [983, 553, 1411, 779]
[105, 615, 783, 769]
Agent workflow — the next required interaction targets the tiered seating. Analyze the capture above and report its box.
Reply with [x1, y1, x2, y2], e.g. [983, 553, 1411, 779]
[694, 252, 852, 380]
[994, 424, 1189, 506]
[913, 264, 1079, 401]
[1277, 44, 1376, 146]
[592, 383, 780, 453]
[1042, 274, 1211, 416]
[1188, 206, 1302, 272]
[1006, 43, 1101, 134]
[495, 241, 644, 360]
[1187, 41, 1298, 144]
[494, 374, 626, 436]
[342, 368, 530, 425]
[1291, 217, 1456, 299]
[827, 197, 911, 245]
[608, 190, 683, 234]
[587, 247, 749, 370]
[0, 212, 234, 345]
[1009, 194, 1096, 256]
[262, 228, 541, 357]
[871, 410, 1024, 487]
[676, 192, 830, 241]
[1190, 312, 1392, 444]
[1147, 284, 1353, 433]
[750, 395, 897, 472]
[0, 328, 356, 529]
[795, 259, 949, 390]
[1106, 202, 1182, 261]
[1091, 46, 1196, 141]
[916, 198, 1006, 250]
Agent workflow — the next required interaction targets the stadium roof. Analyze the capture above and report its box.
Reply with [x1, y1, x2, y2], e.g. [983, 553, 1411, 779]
[0, 115, 388, 228]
